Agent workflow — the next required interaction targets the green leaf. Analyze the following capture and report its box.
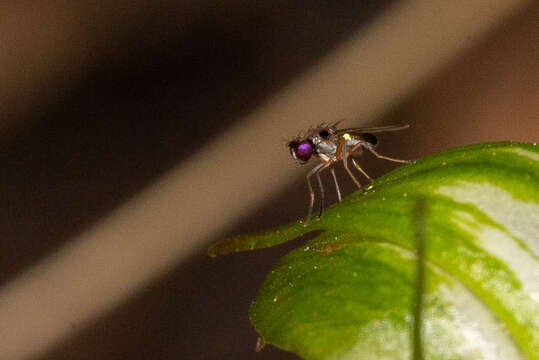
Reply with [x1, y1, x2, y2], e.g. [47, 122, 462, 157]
[209, 142, 539, 360]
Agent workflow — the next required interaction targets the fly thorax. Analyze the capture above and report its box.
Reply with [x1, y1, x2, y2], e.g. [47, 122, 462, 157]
[315, 141, 337, 157]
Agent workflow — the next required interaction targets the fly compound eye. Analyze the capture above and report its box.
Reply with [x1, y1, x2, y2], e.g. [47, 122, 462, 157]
[289, 140, 313, 163]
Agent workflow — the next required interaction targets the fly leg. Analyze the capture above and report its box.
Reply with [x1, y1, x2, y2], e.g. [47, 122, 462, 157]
[315, 161, 333, 219]
[304, 162, 328, 226]
[363, 143, 413, 163]
[341, 141, 362, 189]
[329, 167, 342, 202]
[315, 167, 325, 218]
[351, 157, 373, 183]
[348, 141, 413, 165]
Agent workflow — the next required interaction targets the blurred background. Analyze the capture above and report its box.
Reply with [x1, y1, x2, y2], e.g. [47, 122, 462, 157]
[1, 1, 538, 359]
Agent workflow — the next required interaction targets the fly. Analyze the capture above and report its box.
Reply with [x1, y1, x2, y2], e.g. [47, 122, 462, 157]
[287, 122, 412, 225]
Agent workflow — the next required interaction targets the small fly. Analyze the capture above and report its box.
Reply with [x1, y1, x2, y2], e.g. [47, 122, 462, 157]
[287, 122, 412, 225]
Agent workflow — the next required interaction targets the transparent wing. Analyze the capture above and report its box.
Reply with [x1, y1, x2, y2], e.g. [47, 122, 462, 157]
[335, 124, 409, 135]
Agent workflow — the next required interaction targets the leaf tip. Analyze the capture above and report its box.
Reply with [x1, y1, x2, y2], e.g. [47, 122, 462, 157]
[255, 337, 266, 352]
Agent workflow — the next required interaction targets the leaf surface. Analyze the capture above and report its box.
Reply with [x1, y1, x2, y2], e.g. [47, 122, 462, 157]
[210, 142, 539, 360]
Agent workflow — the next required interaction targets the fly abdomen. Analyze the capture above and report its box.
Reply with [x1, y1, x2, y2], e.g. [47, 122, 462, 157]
[359, 133, 378, 147]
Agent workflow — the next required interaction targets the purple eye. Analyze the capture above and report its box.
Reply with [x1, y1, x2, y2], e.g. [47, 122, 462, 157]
[289, 140, 313, 163]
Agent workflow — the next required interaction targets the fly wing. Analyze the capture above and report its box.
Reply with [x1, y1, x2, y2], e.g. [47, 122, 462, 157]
[335, 124, 409, 135]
